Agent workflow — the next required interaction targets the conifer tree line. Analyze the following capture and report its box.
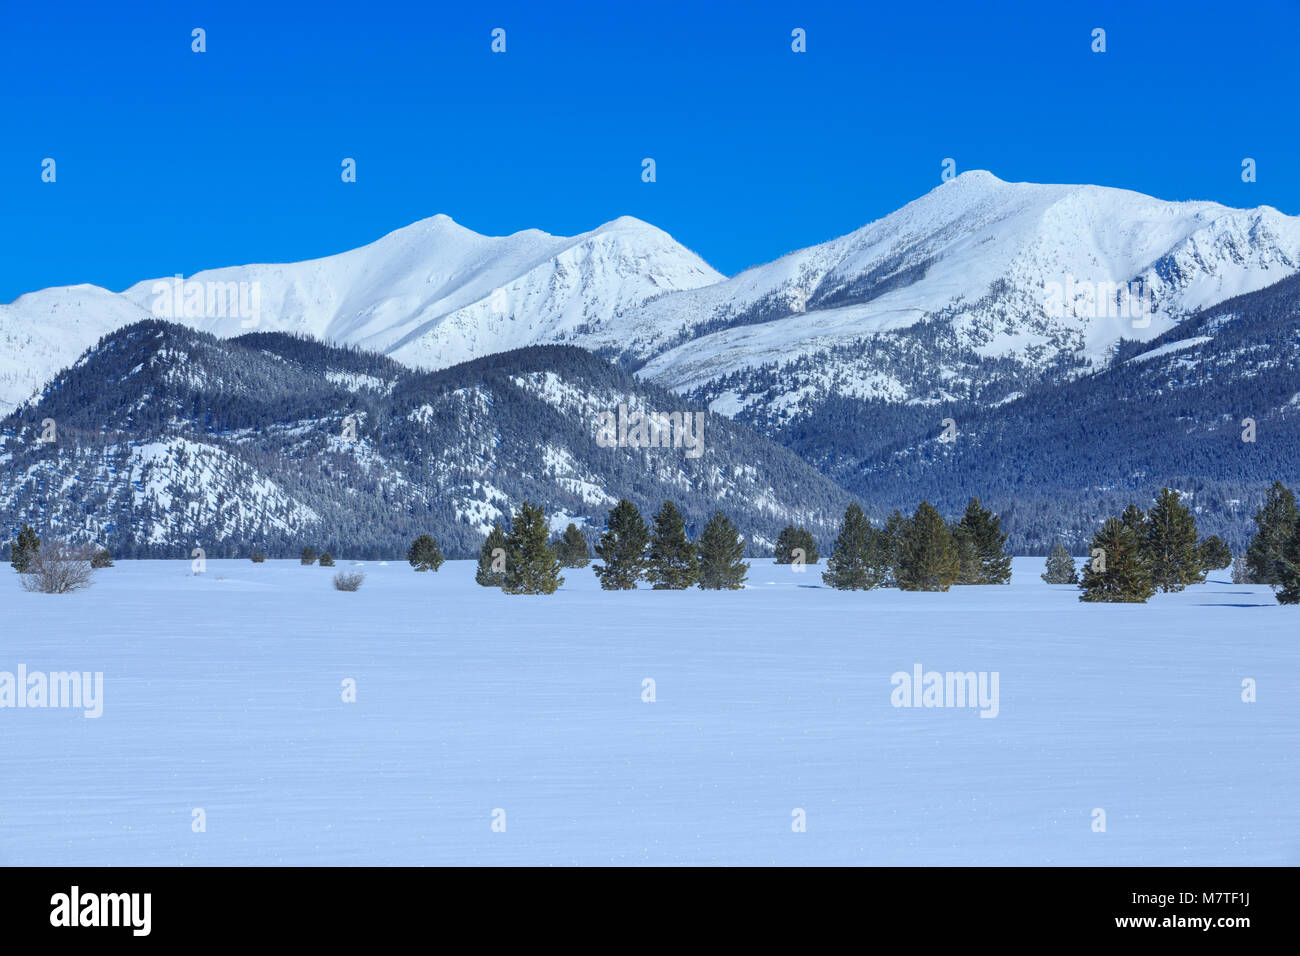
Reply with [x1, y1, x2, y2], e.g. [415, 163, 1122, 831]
[819, 498, 1012, 591]
[1072, 482, 1300, 604]
[11, 481, 1300, 606]
[472, 498, 749, 592]
[583, 499, 749, 590]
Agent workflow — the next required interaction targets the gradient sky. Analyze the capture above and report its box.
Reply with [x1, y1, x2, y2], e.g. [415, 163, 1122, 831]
[2, 0, 1298, 302]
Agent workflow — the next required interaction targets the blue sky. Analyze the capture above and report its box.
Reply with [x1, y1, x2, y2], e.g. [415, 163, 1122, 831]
[2, 0, 1298, 302]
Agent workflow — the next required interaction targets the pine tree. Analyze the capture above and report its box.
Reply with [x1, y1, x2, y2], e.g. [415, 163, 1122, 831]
[1246, 482, 1299, 585]
[1231, 552, 1251, 585]
[879, 510, 909, 587]
[1041, 541, 1078, 584]
[897, 502, 960, 591]
[593, 499, 650, 590]
[300, 546, 317, 566]
[1120, 503, 1148, 539]
[503, 501, 564, 595]
[556, 524, 591, 568]
[90, 548, 114, 569]
[407, 534, 445, 572]
[696, 510, 748, 590]
[11, 523, 39, 573]
[821, 504, 877, 589]
[1143, 488, 1202, 592]
[953, 497, 1012, 584]
[774, 525, 818, 565]
[952, 524, 979, 585]
[1196, 536, 1232, 575]
[476, 523, 508, 587]
[1079, 517, 1154, 603]
[319, 552, 336, 567]
[1274, 521, 1300, 605]
[647, 501, 698, 589]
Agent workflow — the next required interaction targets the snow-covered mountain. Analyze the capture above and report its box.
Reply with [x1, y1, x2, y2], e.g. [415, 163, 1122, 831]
[0, 215, 721, 414]
[0, 322, 850, 558]
[633, 171, 1300, 419]
[5, 170, 1299, 431]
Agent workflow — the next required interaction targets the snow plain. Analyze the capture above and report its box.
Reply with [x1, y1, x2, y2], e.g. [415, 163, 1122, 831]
[1, 557, 1295, 866]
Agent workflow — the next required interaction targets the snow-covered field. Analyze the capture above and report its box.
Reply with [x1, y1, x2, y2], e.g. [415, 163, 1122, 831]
[1, 557, 1295, 866]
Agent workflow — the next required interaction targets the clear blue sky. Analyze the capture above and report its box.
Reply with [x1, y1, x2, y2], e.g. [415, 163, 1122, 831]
[2, 0, 1298, 302]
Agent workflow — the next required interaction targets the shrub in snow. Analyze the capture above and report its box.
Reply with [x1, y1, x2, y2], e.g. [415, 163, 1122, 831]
[319, 552, 335, 567]
[20, 539, 97, 594]
[90, 548, 114, 569]
[333, 570, 364, 591]
[250, 551, 266, 563]
[300, 547, 317, 566]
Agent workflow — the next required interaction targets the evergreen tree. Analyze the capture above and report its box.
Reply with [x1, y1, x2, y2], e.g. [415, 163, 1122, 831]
[555, 524, 591, 568]
[774, 525, 819, 565]
[1120, 503, 1148, 539]
[952, 524, 980, 585]
[696, 510, 748, 590]
[1274, 522, 1300, 605]
[300, 546, 317, 566]
[1079, 517, 1155, 603]
[879, 510, 909, 587]
[1196, 536, 1232, 573]
[503, 501, 564, 595]
[319, 552, 336, 567]
[476, 523, 508, 587]
[407, 534, 445, 572]
[647, 501, 698, 589]
[593, 499, 650, 590]
[250, 550, 267, 563]
[90, 548, 114, 569]
[1041, 541, 1078, 584]
[953, 497, 1012, 584]
[11, 524, 39, 573]
[1143, 488, 1202, 592]
[896, 502, 960, 591]
[1246, 481, 1299, 585]
[821, 504, 881, 589]
[1230, 551, 1250, 585]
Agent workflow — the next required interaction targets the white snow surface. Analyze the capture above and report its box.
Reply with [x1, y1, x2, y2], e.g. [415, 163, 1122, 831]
[2, 557, 1295, 865]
